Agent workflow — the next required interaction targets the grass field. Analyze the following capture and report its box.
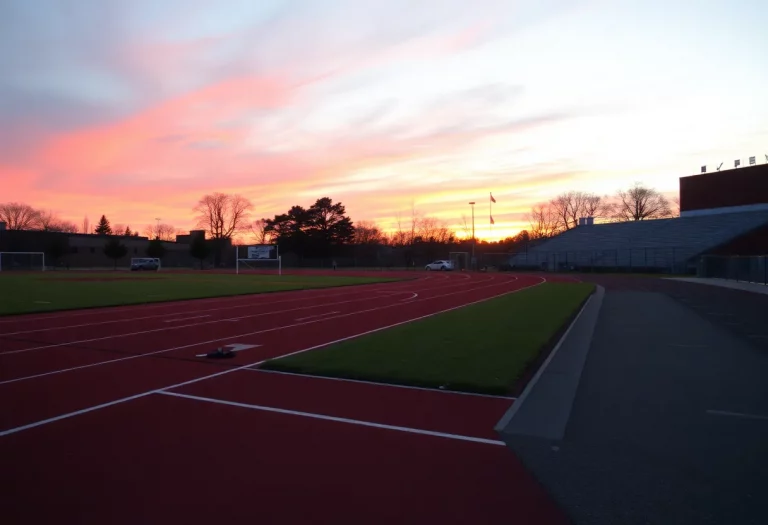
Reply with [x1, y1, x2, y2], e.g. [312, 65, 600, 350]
[260, 282, 595, 395]
[0, 272, 402, 315]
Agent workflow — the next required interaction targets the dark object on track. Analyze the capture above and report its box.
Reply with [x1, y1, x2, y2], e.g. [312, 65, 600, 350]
[205, 348, 235, 359]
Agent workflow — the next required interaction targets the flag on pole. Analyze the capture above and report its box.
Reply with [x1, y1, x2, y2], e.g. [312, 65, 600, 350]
[490, 193, 496, 203]
[490, 215, 495, 225]
[735, 159, 740, 167]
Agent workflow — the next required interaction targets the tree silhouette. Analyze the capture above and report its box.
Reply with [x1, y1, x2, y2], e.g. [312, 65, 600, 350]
[193, 193, 252, 239]
[146, 239, 166, 259]
[0, 202, 41, 230]
[94, 215, 112, 235]
[611, 183, 673, 221]
[124, 226, 132, 236]
[189, 235, 211, 269]
[103, 238, 127, 269]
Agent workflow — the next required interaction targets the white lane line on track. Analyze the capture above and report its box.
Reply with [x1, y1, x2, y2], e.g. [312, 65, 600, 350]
[0, 276, 525, 386]
[0, 276, 542, 436]
[0, 275, 434, 327]
[157, 391, 505, 446]
[163, 315, 211, 323]
[247, 368, 517, 400]
[295, 311, 341, 322]
[0, 282, 429, 336]
[1, 276, 503, 354]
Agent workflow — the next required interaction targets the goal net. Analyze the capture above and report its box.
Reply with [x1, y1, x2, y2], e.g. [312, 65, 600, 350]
[236, 245, 281, 275]
[0, 252, 46, 272]
[449, 251, 470, 271]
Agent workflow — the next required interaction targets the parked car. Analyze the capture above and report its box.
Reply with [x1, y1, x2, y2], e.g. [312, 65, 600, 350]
[425, 260, 454, 271]
[130, 258, 160, 271]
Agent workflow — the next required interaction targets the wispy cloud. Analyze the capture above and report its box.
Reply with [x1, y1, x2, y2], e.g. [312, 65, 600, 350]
[2, 0, 768, 240]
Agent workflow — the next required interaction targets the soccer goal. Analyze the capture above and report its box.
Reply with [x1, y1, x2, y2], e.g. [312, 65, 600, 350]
[449, 251, 470, 271]
[235, 245, 282, 275]
[0, 252, 45, 272]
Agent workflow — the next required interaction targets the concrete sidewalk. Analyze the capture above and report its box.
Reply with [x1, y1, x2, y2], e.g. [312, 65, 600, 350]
[499, 291, 768, 525]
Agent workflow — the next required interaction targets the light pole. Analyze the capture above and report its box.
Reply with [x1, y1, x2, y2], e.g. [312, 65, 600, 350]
[155, 217, 161, 240]
[469, 202, 476, 270]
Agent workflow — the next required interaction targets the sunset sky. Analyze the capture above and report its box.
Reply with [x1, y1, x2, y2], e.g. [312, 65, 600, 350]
[2, 0, 767, 241]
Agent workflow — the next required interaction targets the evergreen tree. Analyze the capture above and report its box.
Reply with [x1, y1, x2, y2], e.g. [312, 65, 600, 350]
[94, 215, 112, 235]
[146, 239, 166, 259]
[103, 238, 127, 269]
[189, 235, 211, 270]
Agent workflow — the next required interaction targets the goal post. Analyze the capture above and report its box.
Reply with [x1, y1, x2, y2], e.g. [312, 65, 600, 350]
[449, 251, 470, 271]
[0, 252, 46, 272]
[235, 245, 281, 275]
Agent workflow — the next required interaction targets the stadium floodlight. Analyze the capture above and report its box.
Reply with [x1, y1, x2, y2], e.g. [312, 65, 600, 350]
[0, 252, 45, 272]
[236, 244, 281, 275]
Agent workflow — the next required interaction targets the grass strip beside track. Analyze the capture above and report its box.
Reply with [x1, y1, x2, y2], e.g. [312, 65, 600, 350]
[0, 273, 401, 315]
[260, 282, 595, 395]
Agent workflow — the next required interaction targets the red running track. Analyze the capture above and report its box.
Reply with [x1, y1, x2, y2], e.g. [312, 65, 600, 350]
[0, 271, 570, 525]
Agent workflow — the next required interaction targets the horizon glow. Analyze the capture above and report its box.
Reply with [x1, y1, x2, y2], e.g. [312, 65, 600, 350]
[2, 0, 767, 241]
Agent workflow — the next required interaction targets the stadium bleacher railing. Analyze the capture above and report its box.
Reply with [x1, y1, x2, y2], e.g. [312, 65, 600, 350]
[509, 246, 692, 274]
[697, 255, 768, 285]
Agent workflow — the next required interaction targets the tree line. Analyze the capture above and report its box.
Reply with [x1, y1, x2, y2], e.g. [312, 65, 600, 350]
[2, 180, 678, 265]
[525, 182, 678, 240]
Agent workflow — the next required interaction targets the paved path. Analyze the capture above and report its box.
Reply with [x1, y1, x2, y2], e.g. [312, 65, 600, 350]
[500, 280, 768, 525]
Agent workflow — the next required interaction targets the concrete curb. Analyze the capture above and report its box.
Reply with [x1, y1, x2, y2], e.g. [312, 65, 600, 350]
[494, 285, 605, 440]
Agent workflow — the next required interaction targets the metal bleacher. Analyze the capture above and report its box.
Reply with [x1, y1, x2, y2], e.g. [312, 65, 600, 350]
[510, 210, 768, 273]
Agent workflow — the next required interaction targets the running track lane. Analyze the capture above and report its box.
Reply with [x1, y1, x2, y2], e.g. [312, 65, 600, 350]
[0, 393, 569, 525]
[0, 273, 570, 524]
[0, 274, 541, 431]
[0, 273, 509, 379]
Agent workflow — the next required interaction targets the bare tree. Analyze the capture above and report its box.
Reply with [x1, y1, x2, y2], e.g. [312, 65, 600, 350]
[417, 216, 455, 243]
[409, 202, 419, 246]
[671, 196, 681, 217]
[193, 193, 253, 239]
[144, 223, 178, 241]
[528, 202, 561, 239]
[0, 202, 40, 230]
[548, 191, 606, 231]
[390, 212, 407, 247]
[35, 210, 78, 232]
[251, 218, 274, 245]
[612, 183, 673, 222]
[459, 214, 472, 239]
[353, 220, 385, 244]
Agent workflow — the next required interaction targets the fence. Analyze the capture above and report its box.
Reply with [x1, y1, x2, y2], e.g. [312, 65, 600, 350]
[510, 246, 693, 274]
[697, 255, 768, 285]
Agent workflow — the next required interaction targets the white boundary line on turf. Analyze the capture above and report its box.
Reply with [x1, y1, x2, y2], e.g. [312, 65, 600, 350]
[0, 276, 543, 437]
[157, 391, 505, 446]
[1, 275, 503, 354]
[0, 275, 525, 384]
[246, 368, 517, 400]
